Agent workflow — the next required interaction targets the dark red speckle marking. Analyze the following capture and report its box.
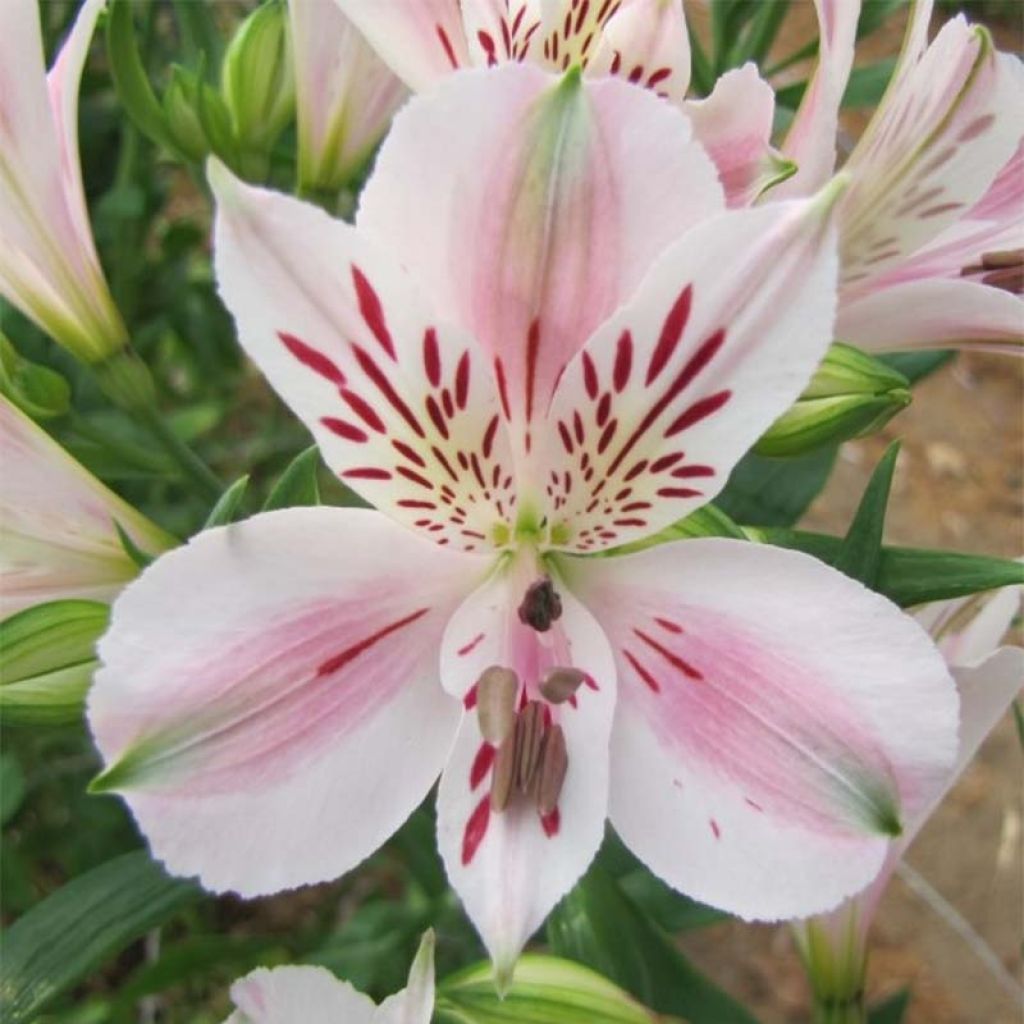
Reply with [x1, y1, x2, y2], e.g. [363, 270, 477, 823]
[317, 608, 428, 677]
[613, 330, 633, 392]
[279, 331, 345, 386]
[646, 285, 692, 385]
[470, 742, 496, 789]
[457, 632, 485, 657]
[423, 328, 441, 386]
[463, 683, 478, 710]
[541, 807, 561, 838]
[622, 649, 660, 693]
[351, 266, 396, 359]
[710, 818, 721, 839]
[462, 796, 491, 865]
[436, 24, 460, 68]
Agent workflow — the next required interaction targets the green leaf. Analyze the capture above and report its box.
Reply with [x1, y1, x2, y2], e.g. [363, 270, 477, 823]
[0, 754, 26, 828]
[0, 333, 71, 420]
[547, 865, 759, 1024]
[436, 955, 660, 1024]
[841, 58, 898, 108]
[262, 446, 322, 511]
[716, 447, 838, 527]
[857, 0, 907, 40]
[0, 602, 109, 726]
[835, 442, 900, 587]
[204, 474, 249, 528]
[0, 851, 201, 1023]
[868, 988, 911, 1024]
[748, 528, 1024, 607]
[878, 349, 955, 385]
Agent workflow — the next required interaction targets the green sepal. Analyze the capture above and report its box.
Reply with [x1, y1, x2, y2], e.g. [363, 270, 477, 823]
[0, 334, 71, 420]
[114, 520, 157, 570]
[436, 954, 661, 1024]
[262, 446, 322, 511]
[162, 64, 212, 162]
[0, 601, 110, 727]
[203, 474, 250, 528]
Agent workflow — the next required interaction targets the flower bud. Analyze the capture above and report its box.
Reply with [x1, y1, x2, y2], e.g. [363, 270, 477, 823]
[162, 65, 221, 163]
[221, 1, 295, 164]
[755, 343, 911, 457]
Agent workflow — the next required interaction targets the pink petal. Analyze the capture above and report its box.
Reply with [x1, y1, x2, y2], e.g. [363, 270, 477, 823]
[839, 22, 1023, 289]
[226, 966, 377, 1024]
[332, 0, 470, 90]
[775, 0, 859, 198]
[542, 194, 841, 554]
[357, 64, 723, 451]
[684, 64, 792, 207]
[836, 278, 1023, 354]
[562, 539, 958, 920]
[88, 507, 491, 895]
[586, 0, 691, 102]
[436, 563, 616, 977]
[0, 396, 173, 617]
[290, 0, 409, 191]
[210, 161, 516, 551]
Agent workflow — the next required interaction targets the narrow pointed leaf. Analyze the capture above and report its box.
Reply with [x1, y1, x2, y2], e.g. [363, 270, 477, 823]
[203, 474, 249, 528]
[114, 520, 157, 569]
[0, 754, 26, 827]
[868, 988, 911, 1024]
[835, 442, 900, 587]
[261, 446, 321, 511]
[0, 852, 201, 1024]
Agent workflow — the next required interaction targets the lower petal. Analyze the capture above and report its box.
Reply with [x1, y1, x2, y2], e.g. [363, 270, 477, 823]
[561, 538, 958, 920]
[226, 966, 377, 1024]
[88, 507, 491, 895]
[436, 565, 616, 978]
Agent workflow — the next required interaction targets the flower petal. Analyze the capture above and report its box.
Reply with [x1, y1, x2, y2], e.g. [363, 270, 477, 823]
[332, 0, 470, 90]
[839, 22, 1023, 288]
[225, 966, 377, 1024]
[210, 160, 516, 551]
[0, 396, 173, 617]
[836, 278, 1023, 354]
[461, 0, 545, 68]
[88, 507, 490, 895]
[436, 566, 616, 977]
[775, 0, 859, 198]
[561, 538, 959, 920]
[586, 0, 691, 102]
[543, 193, 841, 553]
[290, 0, 408, 192]
[683, 64, 793, 207]
[357, 64, 723, 449]
[376, 930, 436, 1024]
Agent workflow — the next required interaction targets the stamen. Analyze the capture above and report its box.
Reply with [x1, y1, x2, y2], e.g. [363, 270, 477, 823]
[517, 576, 563, 632]
[514, 701, 546, 791]
[475, 666, 519, 744]
[539, 666, 586, 704]
[536, 725, 568, 816]
[960, 248, 1024, 294]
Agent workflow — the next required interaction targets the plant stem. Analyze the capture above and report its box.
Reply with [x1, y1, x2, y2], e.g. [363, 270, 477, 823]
[812, 996, 867, 1024]
[135, 404, 222, 499]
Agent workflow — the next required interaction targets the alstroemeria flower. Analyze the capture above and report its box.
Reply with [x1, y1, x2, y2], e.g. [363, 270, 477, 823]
[0, 0, 129, 363]
[224, 930, 433, 1024]
[0, 395, 174, 618]
[88, 67, 957, 977]
[333, 0, 786, 206]
[782, 0, 1024, 353]
[794, 582, 1023, 1007]
[289, 0, 408, 196]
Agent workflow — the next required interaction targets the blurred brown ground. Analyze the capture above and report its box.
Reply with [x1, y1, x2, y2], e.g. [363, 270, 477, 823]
[680, 4, 1023, 1020]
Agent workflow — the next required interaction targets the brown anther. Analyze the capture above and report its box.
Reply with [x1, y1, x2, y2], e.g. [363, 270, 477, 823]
[981, 266, 1024, 294]
[517, 576, 563, 632]
[539, 666, 586, 704]
[476, 665, 519, 745]
[981, 248, 1023, 269]
[514, 701, 546, 792]
[536, 725, 568, 816]
[961, 248, 1024, 295]
[490, 732, 518, 811]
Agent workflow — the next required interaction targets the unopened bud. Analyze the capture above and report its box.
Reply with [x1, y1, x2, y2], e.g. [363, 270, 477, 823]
[162, 66, 208, 162]
[539, 666, 585, 704]
[755, 342, 910, 458]
[476, 666, 519, 745]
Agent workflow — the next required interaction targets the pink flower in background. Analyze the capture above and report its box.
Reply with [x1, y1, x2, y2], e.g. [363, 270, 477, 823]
[289, 0, 408, 196]
[224, 931, 434, 1024]
[0, 396, 174, 619]
[0, 0, 128, 363]
[88, 67, 957, 978]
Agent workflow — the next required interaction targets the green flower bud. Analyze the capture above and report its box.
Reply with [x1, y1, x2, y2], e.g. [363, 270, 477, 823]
[755, 343, 911, 458]
[221, 1, 295, 162]
[0, 333, 71, 420]
[435, 955, 659, 1023]
[162, 66, 210, 162]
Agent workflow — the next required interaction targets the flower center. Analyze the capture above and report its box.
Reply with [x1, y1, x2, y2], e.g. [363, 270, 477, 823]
[959, 248, 1024, 294]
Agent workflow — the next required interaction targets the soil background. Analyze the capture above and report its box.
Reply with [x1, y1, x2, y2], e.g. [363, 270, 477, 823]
[681, 5, 1024, 1021]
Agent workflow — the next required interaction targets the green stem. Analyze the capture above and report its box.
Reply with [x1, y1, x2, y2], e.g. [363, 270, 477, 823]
[135, 404, 222, 499]
[812, 995, 868, 1024]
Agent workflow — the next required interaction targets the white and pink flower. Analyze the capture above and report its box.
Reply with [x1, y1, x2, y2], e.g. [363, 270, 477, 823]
[87, 66, 958, 978]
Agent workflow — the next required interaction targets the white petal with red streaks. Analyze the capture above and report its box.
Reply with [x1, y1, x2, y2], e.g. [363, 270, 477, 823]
[436, 567, 616, 977]
[462, 0, 545, 67]
[357, 64, 723, 448]
[211, 160, 515, 550]
[331, 0, 469, 90]
[839, 24, 1024, 288]
[836, 278, 1023, 354]
[88, 508, 491, 895]
[563, 539, 958, 920]
[683, 64, 790, 207]
[543, 197, 840, 554]
[587, 0, 691, 102]
[225, 966, 377, 1024]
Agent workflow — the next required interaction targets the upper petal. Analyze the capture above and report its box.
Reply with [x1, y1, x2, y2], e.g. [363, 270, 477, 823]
[88, 507, 490, 894]
[357, 64, 723, 449]
[436, 561, 616, 977]
[331, 0, 470, 90]
[210, 161, 516, 551]
[561, 538, 959, 920]
[542, 192, 841, 553]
